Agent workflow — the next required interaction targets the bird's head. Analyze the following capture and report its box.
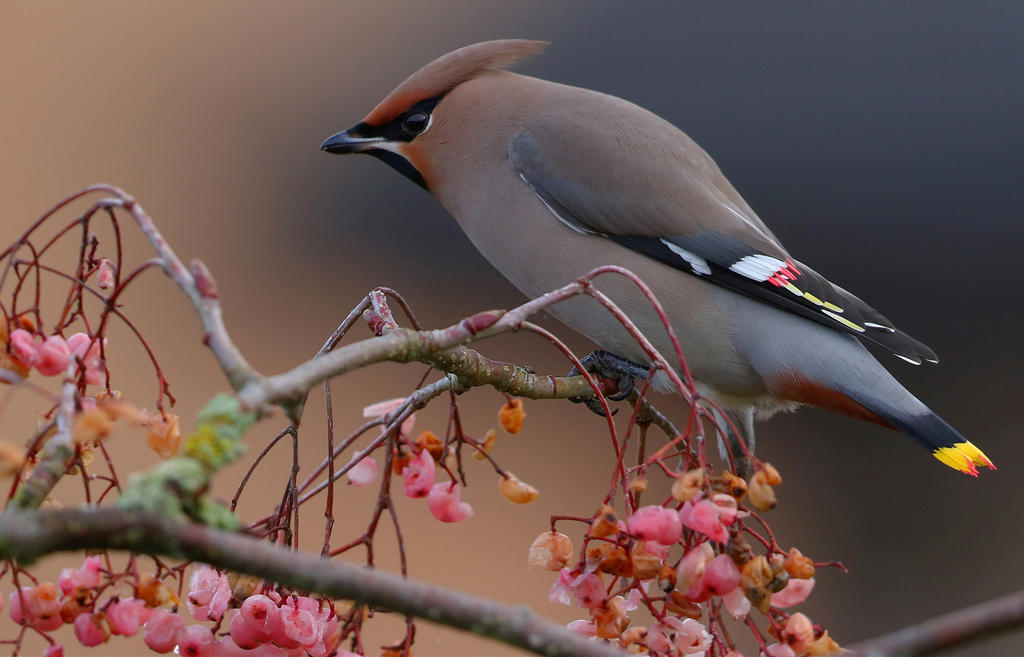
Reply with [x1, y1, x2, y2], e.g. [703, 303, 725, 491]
[320, 39, 547, 190]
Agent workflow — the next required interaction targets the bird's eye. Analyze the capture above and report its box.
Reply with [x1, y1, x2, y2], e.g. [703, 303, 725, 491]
[401, 111, 429, 134]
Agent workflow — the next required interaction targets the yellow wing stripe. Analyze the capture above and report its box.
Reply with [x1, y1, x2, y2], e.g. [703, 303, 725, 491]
[802, 292, 824, 306]
[821, 309, 864, 333]
[782, 282, 803, 297]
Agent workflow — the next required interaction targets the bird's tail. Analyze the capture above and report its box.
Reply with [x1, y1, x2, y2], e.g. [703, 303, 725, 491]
[760, 343, 995, 476]
[773, 370, 995, 475]
[855, 398, 996, 476]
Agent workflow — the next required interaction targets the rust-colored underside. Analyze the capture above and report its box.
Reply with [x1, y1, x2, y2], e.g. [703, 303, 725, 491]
[771, 371, 894, 429]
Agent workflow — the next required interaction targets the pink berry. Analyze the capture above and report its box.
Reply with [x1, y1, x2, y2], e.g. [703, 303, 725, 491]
[548, 568, 574, 605]
[426, 481, 474, 522]
[722, 586, 751, 619]
[67, 333, 106, 386]
[179, 624, 216, 657]
[97, 258, 115, 290]
[673, 618, 712, 654]
[144, 609, 185, 653]
[42, 645, 64, 657]
[187, 565, 231, 621]
[8, 588, 28, 624]
[402, 449, 435, 499]
[280, 604, 320, 648]
[35, 335, 70, 376]
[66, 333, 92, 357]
[771, 577, 815, 608]
[642, 540, 670, 560]
[704, 553, 741, 595]
[229, 609, 267, 649]
[764, 643, 797, 657]
[676, 542, 714, 591]
[108, 597, 149, 636]
[9, 329, 38, 367]
[73, 612, 108, 647]
[239, 593, 281, 640]
[680, 498, 729, 543]
[253, 643, 295, 657]
[347, 456, 378, 487]
[626, 505, 682, 545]
[307, 613, 341, 657]
[82, 556, 103, 584]
[25, 583, 62, 631]
[212, 636, 256, 656]
[646, 622, 673, 654]
[567, 619, 598, 637]
[568, 572, 605, 609]
[362, 397, 415, 435]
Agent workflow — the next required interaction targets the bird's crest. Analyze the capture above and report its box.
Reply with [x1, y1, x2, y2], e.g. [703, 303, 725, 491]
[363, 39, 548, 127]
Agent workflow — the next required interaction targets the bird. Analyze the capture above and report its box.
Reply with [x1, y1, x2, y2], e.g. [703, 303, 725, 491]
[321, 39, 993, 476]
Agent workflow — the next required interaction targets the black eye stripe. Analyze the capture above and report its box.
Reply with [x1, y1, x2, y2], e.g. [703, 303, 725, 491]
[350, 96, 442, 143]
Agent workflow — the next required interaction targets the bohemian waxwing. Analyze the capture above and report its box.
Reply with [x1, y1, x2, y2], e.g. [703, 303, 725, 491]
[321, 39, 993, 475]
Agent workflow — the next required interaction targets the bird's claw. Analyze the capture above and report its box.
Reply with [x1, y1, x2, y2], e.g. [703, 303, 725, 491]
[567, 350, 648, 416]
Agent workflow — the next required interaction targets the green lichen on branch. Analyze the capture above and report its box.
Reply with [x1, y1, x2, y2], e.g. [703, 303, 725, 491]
[183, 393, 256, 470]
[117, 394, 255, 530]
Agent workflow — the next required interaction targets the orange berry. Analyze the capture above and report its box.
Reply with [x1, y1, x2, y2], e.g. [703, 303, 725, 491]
[227, 572, 262, 604]
[528, 531, 573, 570]
[747, 467, 779, 511]
[472, 429, 497, 461]
[620, 626, 646, 646]
[761, 462, 782, 486]
[61, 597, 86, 623]
[630, 542, 662, 579]
[741, 555, 774, 611]
[740, 555, 773, 590]
[0, 350, 30, 379]
[145, 412, 180, 459]
[414, 430, 444, 461]
[716, 471, 747, 500]
[73, 410, 111, 445]
[782, 612, 815, 651]
[499, 473, 539, 504]
[14, 313, 35, 332]
[593, 599, 629, 638]
[665, 592, 702, 618]
[138, 573, 178, 607]
[590, 504, 619, 538]
[671, 468, 704, 502]
[392, 446, 411, 475]
[805, 630, 841, 656]
[498, 398, 525, 434]
[0, 441, 25, 477]
[657, 564, 676, 592]
[784, 547, 816, 579]
[586, 542, 629, 575]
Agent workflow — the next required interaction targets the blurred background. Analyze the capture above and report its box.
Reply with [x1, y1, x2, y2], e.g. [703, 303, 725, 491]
[2, 2, 1022, 655]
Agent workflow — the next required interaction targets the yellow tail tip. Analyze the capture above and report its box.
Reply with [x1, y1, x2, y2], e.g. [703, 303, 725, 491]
[933, 441, 995, 475]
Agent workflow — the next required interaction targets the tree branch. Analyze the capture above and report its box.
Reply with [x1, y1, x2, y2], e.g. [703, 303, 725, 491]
[11, 361, 78, 509]
[849, 590, 1024, 656]
[0, 509, 624, 657]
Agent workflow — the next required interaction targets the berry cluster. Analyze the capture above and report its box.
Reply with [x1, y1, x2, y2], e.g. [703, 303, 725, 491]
[530, 465, 840, 656]
[7, 559, 347, 657]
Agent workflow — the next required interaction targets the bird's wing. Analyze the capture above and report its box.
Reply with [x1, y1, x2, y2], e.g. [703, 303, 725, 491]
[509, 124, 937, 365]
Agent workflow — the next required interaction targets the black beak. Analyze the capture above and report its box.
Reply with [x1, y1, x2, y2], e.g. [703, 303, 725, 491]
[320, 128, 387, 154]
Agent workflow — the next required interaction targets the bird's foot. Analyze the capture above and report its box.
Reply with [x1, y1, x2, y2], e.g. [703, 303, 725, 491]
[567, 350, 649, 416]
